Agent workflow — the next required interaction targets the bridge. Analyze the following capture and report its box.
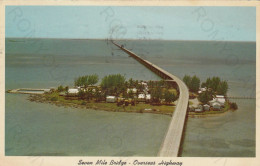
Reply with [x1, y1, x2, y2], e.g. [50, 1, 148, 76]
[112, 42, 189, 157]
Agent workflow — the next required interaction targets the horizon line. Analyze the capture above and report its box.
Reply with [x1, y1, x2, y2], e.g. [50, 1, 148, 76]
[5, 37, 256, 43]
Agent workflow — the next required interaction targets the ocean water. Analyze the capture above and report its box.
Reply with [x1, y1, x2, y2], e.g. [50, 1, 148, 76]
[5, 38, 256, 156]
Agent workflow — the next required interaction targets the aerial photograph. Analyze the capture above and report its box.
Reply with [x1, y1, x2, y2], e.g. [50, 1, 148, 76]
[5, 6, 255, 157]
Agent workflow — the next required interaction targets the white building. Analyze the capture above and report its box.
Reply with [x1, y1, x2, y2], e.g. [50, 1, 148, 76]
[141, 82, 148, 86]
[138, 93, 146, 101]
[194, 105, 203, 112]
[145, 94, 151, 101]
[216, 95, 225, 98]
[201, 87, 207, 91]
[198, 87, 207, 94]
[213, 102, 221, 111]
[203, 104, 210, 111]
[209, 97, 226, 107]
[106, 96, 117, 103]
[217, 98, 225, 106]
[127, 88, 137, 94]
[195, 107, 203, 112]
[43, 89, 51, 93]
[67, 88, 79, 96]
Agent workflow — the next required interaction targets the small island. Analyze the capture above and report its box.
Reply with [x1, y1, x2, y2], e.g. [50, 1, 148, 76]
[28, 74, 178, 116]
[183, 75, 238, 117]
[22, 74, 238, 117]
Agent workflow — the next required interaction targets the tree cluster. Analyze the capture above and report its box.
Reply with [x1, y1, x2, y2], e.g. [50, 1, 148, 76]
[201, 76, 228, 95]
[164, 90, 177, 104]
[101, 74, 126, 96]
[230, 102, 238, 110]
[198, 90, 213, 104]
[183, 75, 200, 92]
[78, 87, 104, 102]
[151, 87, 162, 103]
[151, 87, 177, 104]
[74, 74, 99, 88]
[57, 85, 68, 93]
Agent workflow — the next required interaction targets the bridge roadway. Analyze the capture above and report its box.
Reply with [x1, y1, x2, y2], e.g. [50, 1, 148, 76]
[112, 42, 189, 157]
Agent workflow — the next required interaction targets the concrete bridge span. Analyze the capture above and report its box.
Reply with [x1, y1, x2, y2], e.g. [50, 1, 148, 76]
[112, 42, 189, 157]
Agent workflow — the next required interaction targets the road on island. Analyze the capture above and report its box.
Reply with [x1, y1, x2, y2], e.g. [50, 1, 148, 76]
[112, 41, 189, 157]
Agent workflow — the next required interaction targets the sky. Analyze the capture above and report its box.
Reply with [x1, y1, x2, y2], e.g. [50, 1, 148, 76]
[5, 6, 256, 41]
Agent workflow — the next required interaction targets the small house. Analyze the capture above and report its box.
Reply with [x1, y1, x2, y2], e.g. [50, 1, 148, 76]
[141, 82, 148, 86]
[210, 98, 225, 107]
[203, 104, 210, 111]
[59, 92, 66, 96]
[216, 95, 225, 106]
[106, 96, 117, 103]
[43, 89, 51, 93]
[213, 102, 221, 111]
[195, 105, 203, 112]
[198, 87, 207, 94]
[209, 98, 216, 106]
[201, 87, 207, 92]
[216, 95, 225, 98]
[138, 93, 146, 102]
[146, 94, 151, 100]
[145, 94, 151, 102]
[216, 98, 225, 106]
[67, 88, 79, 96]
[195, 108, 203, 112]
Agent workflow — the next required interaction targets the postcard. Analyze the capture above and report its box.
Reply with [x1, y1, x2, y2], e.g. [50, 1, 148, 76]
[0, 1, 259, 166]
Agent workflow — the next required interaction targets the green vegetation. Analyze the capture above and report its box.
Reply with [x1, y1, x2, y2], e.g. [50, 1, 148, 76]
[65, 86, 69, 93]
[151, 87, 162, 103]
[34, 92, 175, 115]
[198, 90, 213, 104]
[201, 76, 228, 95]
[223, 101, 230, 111]
[147, 80, 167, 88]
[216, 81, 228, 95]
[184, 75, 228, 96]
[74, 74, 99, 87]
[183, 75, 191, 88]
[31, 73, 181, 115]
[81, 101, 86, 105]
[164, 90, 177, 104]
[189, 102, 230, 116]
[101, 74, 126, 96]
[150, 83, 177, 104]
[34, 72, 236, 116]
[183, 75, 230, 106]
[51, 96, 58, 101]
[183, 75, 200, 92]
[183, 75, 237, 115]
[230, 102, 238, 110]
[57, 85, 64, 92]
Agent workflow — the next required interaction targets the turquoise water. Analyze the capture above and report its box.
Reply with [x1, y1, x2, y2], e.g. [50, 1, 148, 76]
[5, 38, 255, 156]
[6, 94, 170, 156]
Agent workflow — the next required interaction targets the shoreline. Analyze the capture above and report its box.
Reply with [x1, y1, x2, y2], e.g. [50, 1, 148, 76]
[28, 94, 174, 116]
[187, 110, 231, 118]
[27, 94, 233, 118]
